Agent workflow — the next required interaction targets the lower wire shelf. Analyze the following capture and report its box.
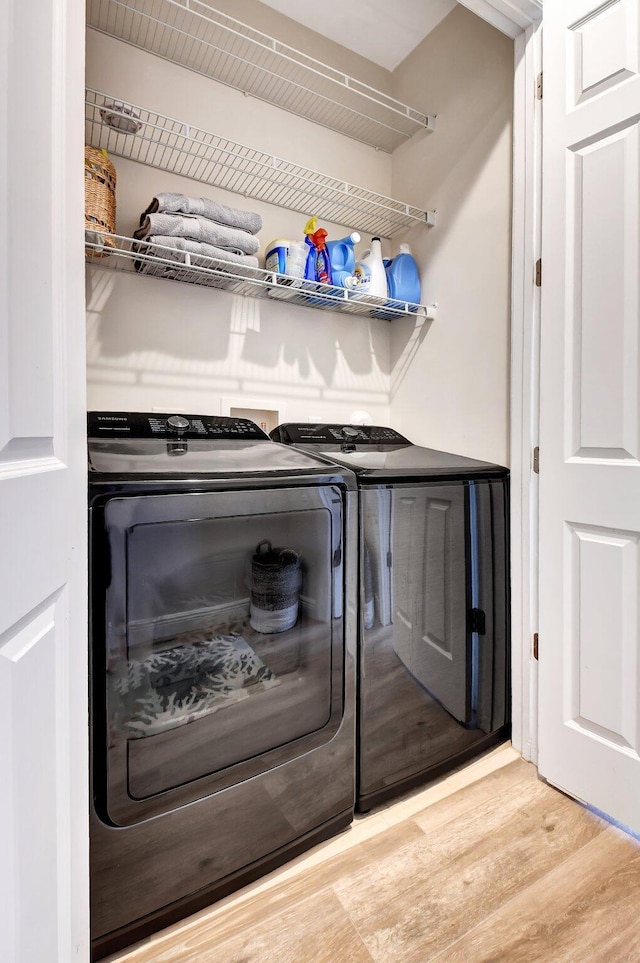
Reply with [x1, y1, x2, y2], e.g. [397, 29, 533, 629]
[85, 232, 437, 322]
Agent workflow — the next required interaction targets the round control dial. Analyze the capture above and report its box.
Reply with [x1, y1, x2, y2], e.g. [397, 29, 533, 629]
[342, 426, 360, 438]
[166, 415, 190, 434]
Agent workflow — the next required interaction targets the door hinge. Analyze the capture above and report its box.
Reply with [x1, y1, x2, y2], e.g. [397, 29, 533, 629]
[386, 551, 393, 568]
[533, 446, 540, 474]
[536, 71, 543, 99]
[533, 633, 539, 660]
[535, 258, 542, 287]
[470, 608, 486, 635]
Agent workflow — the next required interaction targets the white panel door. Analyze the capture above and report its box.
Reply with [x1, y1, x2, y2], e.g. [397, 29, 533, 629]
[539, 0, 640, 829]
[0, 0, 88, 960]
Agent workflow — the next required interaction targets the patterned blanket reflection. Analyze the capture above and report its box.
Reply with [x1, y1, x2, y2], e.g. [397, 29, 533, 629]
[113, 634, 279, 737]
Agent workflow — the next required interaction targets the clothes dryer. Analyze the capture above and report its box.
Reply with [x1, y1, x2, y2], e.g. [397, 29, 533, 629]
[271, 423, 510, 812]
[88, 412, 357, 958]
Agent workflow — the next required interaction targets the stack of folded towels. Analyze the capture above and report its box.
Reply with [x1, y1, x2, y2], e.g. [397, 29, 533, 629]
[133, 192, 262, 278]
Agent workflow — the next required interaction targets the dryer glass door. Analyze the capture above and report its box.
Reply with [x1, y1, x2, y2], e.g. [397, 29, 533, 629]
[358, 478, 509, 805]
[389, 482, 469, 719]
[92, 485, 345, 826]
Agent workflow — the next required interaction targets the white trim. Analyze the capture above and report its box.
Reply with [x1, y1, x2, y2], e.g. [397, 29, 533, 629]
[457, 0, 542, 38]
[509, 21, 542, 761]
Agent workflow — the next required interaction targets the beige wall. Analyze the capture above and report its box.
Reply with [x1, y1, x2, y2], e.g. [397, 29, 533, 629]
[390, 6, 513, 464]
[85, 5, 513, 454]
[86, 29, 393, 425]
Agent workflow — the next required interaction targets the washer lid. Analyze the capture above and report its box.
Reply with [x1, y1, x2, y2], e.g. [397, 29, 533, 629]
[88, 438, 348, 476]
[306, 445, 507, 480]
[87, 411, 353, 478]
[270, 423, 507, 480]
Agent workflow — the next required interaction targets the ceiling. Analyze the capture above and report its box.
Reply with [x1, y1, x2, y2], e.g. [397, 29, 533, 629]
[257, 0, 458, 72]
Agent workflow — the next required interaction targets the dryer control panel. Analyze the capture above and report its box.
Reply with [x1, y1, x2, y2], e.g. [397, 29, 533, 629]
[88, 411, 269, 440]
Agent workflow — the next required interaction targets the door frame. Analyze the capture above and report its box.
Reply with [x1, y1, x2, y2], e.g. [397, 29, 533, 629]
[457, 0, 543, 39]
[456, 0, 543, 762]
[509, 20, 542, 762]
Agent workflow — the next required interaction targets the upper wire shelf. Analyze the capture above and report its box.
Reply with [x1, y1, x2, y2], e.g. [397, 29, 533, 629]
[85, 89, 436, 238]
[86, 0, 435, 153]
[85, 232, 437, 322]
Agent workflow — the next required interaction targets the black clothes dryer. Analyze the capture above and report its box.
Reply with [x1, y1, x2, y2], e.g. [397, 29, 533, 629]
[270, 423, 510, 812]
[88, 412, 357, 959]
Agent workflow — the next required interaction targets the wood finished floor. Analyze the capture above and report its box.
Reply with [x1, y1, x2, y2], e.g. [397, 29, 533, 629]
[106, 746, 640, 962]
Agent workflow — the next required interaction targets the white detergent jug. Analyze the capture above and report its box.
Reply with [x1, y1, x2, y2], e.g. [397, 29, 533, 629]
[346, 236, 388, 299]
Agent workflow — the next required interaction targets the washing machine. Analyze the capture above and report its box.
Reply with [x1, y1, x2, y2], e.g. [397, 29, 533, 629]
[270, 423, 510, 812]
[88, 411, 357, 959]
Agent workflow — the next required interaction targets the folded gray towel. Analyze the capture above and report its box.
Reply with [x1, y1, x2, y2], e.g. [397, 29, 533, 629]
[144, 192, 262, 235]
[134, 235, 259, 272]
[135, 212, 260, 256]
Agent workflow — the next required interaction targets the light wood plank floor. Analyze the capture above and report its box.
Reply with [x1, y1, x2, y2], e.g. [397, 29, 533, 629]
[106, 746, 640, 962]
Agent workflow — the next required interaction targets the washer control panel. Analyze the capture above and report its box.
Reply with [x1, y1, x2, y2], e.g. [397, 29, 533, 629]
[88, 411, 269, 440]
[271, 423, 411, 446]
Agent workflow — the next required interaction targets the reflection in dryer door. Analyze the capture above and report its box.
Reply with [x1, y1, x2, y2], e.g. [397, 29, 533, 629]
[360, 489, 392, 628]
[391, 484, 470, 724]
[95, 485, 346, 827]
[357, 476, 509, 809]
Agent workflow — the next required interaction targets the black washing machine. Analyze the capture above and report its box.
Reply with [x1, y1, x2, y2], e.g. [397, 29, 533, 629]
[88, 412, 357, 958]
[270, 423, 510, 812]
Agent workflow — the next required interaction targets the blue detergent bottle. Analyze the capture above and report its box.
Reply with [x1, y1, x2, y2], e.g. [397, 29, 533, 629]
[385, 243, 421, 304]
[326, 232, 360, 287]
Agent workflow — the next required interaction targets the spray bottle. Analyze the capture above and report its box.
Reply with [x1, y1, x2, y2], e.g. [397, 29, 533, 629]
[309, 227, 333, 285]
[303, 216, 318, 281]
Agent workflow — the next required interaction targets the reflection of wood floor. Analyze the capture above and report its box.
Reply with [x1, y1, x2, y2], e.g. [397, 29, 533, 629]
[360, 623, 491, 802]
[106, 745, 640, 963]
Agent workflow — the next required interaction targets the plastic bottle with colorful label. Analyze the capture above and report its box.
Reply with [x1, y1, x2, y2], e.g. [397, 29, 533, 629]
[265, 239, 290, 275]
[309, 228, 333, 285]
[326, 232, 360, 287]
[346, 237, 388, 299]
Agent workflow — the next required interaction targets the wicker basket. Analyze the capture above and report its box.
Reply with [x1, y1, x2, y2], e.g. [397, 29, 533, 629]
[85, 146, 116, 256]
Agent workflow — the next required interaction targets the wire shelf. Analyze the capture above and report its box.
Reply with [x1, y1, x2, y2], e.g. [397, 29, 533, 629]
[86, 0, 435, 153]
[85, 232, 437, 322]
[86, 89, 436, 238]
